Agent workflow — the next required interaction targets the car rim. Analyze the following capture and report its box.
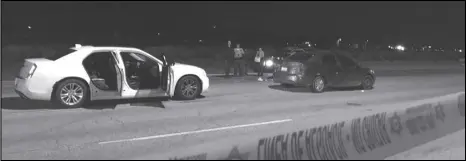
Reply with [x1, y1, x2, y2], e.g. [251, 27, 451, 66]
[363, 76, 373, 88]
[181, 78, 198, 98]
[314, 77, 324, 91]
[60, 83, 84, 106]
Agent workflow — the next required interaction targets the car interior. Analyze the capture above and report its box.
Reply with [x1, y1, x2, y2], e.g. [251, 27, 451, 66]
[82, 51, 119, 91]
[120, 52, 161, 90]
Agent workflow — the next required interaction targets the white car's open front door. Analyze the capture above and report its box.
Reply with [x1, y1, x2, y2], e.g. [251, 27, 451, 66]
[160, 54, 174, 97]
[116, 50, 171, 99]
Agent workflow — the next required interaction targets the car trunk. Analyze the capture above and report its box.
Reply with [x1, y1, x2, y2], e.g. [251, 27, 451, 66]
[17, 58, 53, 79]
[276, 60, 306, 75]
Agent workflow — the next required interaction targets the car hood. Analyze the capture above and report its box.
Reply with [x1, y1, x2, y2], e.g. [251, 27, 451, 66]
[171, 62, 205, 73]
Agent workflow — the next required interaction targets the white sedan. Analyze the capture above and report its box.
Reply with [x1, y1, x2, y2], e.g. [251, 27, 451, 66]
[14, 44, 210, 108]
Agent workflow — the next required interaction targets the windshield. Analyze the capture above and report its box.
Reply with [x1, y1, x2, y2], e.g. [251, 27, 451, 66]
[287, 52, 315, 61]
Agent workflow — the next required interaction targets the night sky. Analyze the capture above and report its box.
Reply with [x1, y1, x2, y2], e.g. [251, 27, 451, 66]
[2, 1, 465, 48]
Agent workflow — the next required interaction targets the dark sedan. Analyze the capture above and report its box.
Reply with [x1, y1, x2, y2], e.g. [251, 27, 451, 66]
[273, 50, 376, 93]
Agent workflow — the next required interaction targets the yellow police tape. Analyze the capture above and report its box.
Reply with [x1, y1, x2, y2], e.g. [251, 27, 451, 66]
[147, 92, 466, 160]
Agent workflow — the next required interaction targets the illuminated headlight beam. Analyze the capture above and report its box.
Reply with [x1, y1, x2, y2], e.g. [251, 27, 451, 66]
[265, 60, 274, 67]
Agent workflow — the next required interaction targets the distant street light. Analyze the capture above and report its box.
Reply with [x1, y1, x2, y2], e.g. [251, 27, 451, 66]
[27, 26, 32, 29]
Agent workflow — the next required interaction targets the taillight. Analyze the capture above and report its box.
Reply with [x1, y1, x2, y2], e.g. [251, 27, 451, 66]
[289, 64, 305, 76]
[27, 64, 37, 78]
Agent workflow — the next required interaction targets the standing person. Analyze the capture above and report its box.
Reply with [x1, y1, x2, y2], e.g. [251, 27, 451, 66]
[224, 41, 234, 77]
[244, 48, 249, 75]
[233, 44, 245, 76]
[255, 48, 265, 81]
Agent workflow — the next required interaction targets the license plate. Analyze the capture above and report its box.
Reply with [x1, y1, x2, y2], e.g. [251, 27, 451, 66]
[281, 67, 288, 72]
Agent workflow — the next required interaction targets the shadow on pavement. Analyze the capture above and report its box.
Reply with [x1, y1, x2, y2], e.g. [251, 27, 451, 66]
[170, 95, 206, 101]
[0, 97, 172, 110]
[210, 75, 274, 83]
[268, 85, 363, 93]
[1, 94, 208, 110]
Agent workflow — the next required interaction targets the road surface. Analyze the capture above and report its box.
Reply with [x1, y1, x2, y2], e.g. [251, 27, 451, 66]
[1, 69, 465, 159]
[387, 129, 465, 160]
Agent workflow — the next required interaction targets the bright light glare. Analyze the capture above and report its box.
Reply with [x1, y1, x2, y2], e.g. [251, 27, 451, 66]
[460, 49, 463, 53]
[28, 26, 31, 29]
[265, 60, 274, 67]
[396, 45, 405, 51]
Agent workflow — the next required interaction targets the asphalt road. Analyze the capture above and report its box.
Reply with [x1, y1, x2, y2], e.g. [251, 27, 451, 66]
[1, 69, 465, 159]
[387, 129, 465, 160]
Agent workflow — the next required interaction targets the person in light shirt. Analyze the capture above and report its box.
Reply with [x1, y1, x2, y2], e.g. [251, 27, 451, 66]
[255, 48, 265, 81]
[233, 44, 246, 76]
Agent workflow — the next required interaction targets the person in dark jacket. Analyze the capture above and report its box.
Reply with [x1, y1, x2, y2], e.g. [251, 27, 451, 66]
[224, 44, 234, 77]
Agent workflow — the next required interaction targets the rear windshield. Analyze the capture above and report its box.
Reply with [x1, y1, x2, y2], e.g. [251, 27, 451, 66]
[45, 49, 76, 61]
[287, 52, 315, 61]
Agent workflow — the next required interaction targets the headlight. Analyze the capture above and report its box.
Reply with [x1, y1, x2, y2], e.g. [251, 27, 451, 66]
[264, 60, 274, 67]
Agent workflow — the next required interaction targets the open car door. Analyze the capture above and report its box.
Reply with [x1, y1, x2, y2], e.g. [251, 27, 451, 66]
[116, 50, 171, 98]
[111, 52, 123, 93]
[160, 53, 174, 96]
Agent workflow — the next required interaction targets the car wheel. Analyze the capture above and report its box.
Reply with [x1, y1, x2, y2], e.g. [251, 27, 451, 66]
[54, 79, 89, 108]
[361, 75, 374, 90]
[310, 76, 325, 93]
[174, 76, 201, 100]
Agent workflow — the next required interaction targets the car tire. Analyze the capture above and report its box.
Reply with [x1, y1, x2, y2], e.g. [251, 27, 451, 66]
[310, 76, 325, 93]
[54, 79, 89, 108]
[174, 76, 201, 100]
[360, 75, 375, 90]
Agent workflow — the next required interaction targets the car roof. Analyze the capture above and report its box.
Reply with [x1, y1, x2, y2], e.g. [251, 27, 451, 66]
[293, 49, 334, 55]
[72, 46, 142, 51]
[56, 45, 148, 62]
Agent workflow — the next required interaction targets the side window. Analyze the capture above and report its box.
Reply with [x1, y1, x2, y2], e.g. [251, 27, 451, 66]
[322, 55, 337, 66]
[337, 55, 357, 67]
[120, 51, 158, 67]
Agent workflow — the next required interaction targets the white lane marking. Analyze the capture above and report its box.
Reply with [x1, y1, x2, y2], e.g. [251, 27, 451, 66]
[99, 119, 292, 145]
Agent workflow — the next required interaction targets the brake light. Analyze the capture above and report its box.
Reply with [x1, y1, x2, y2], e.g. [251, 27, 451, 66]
[27, 64, 37, 78]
